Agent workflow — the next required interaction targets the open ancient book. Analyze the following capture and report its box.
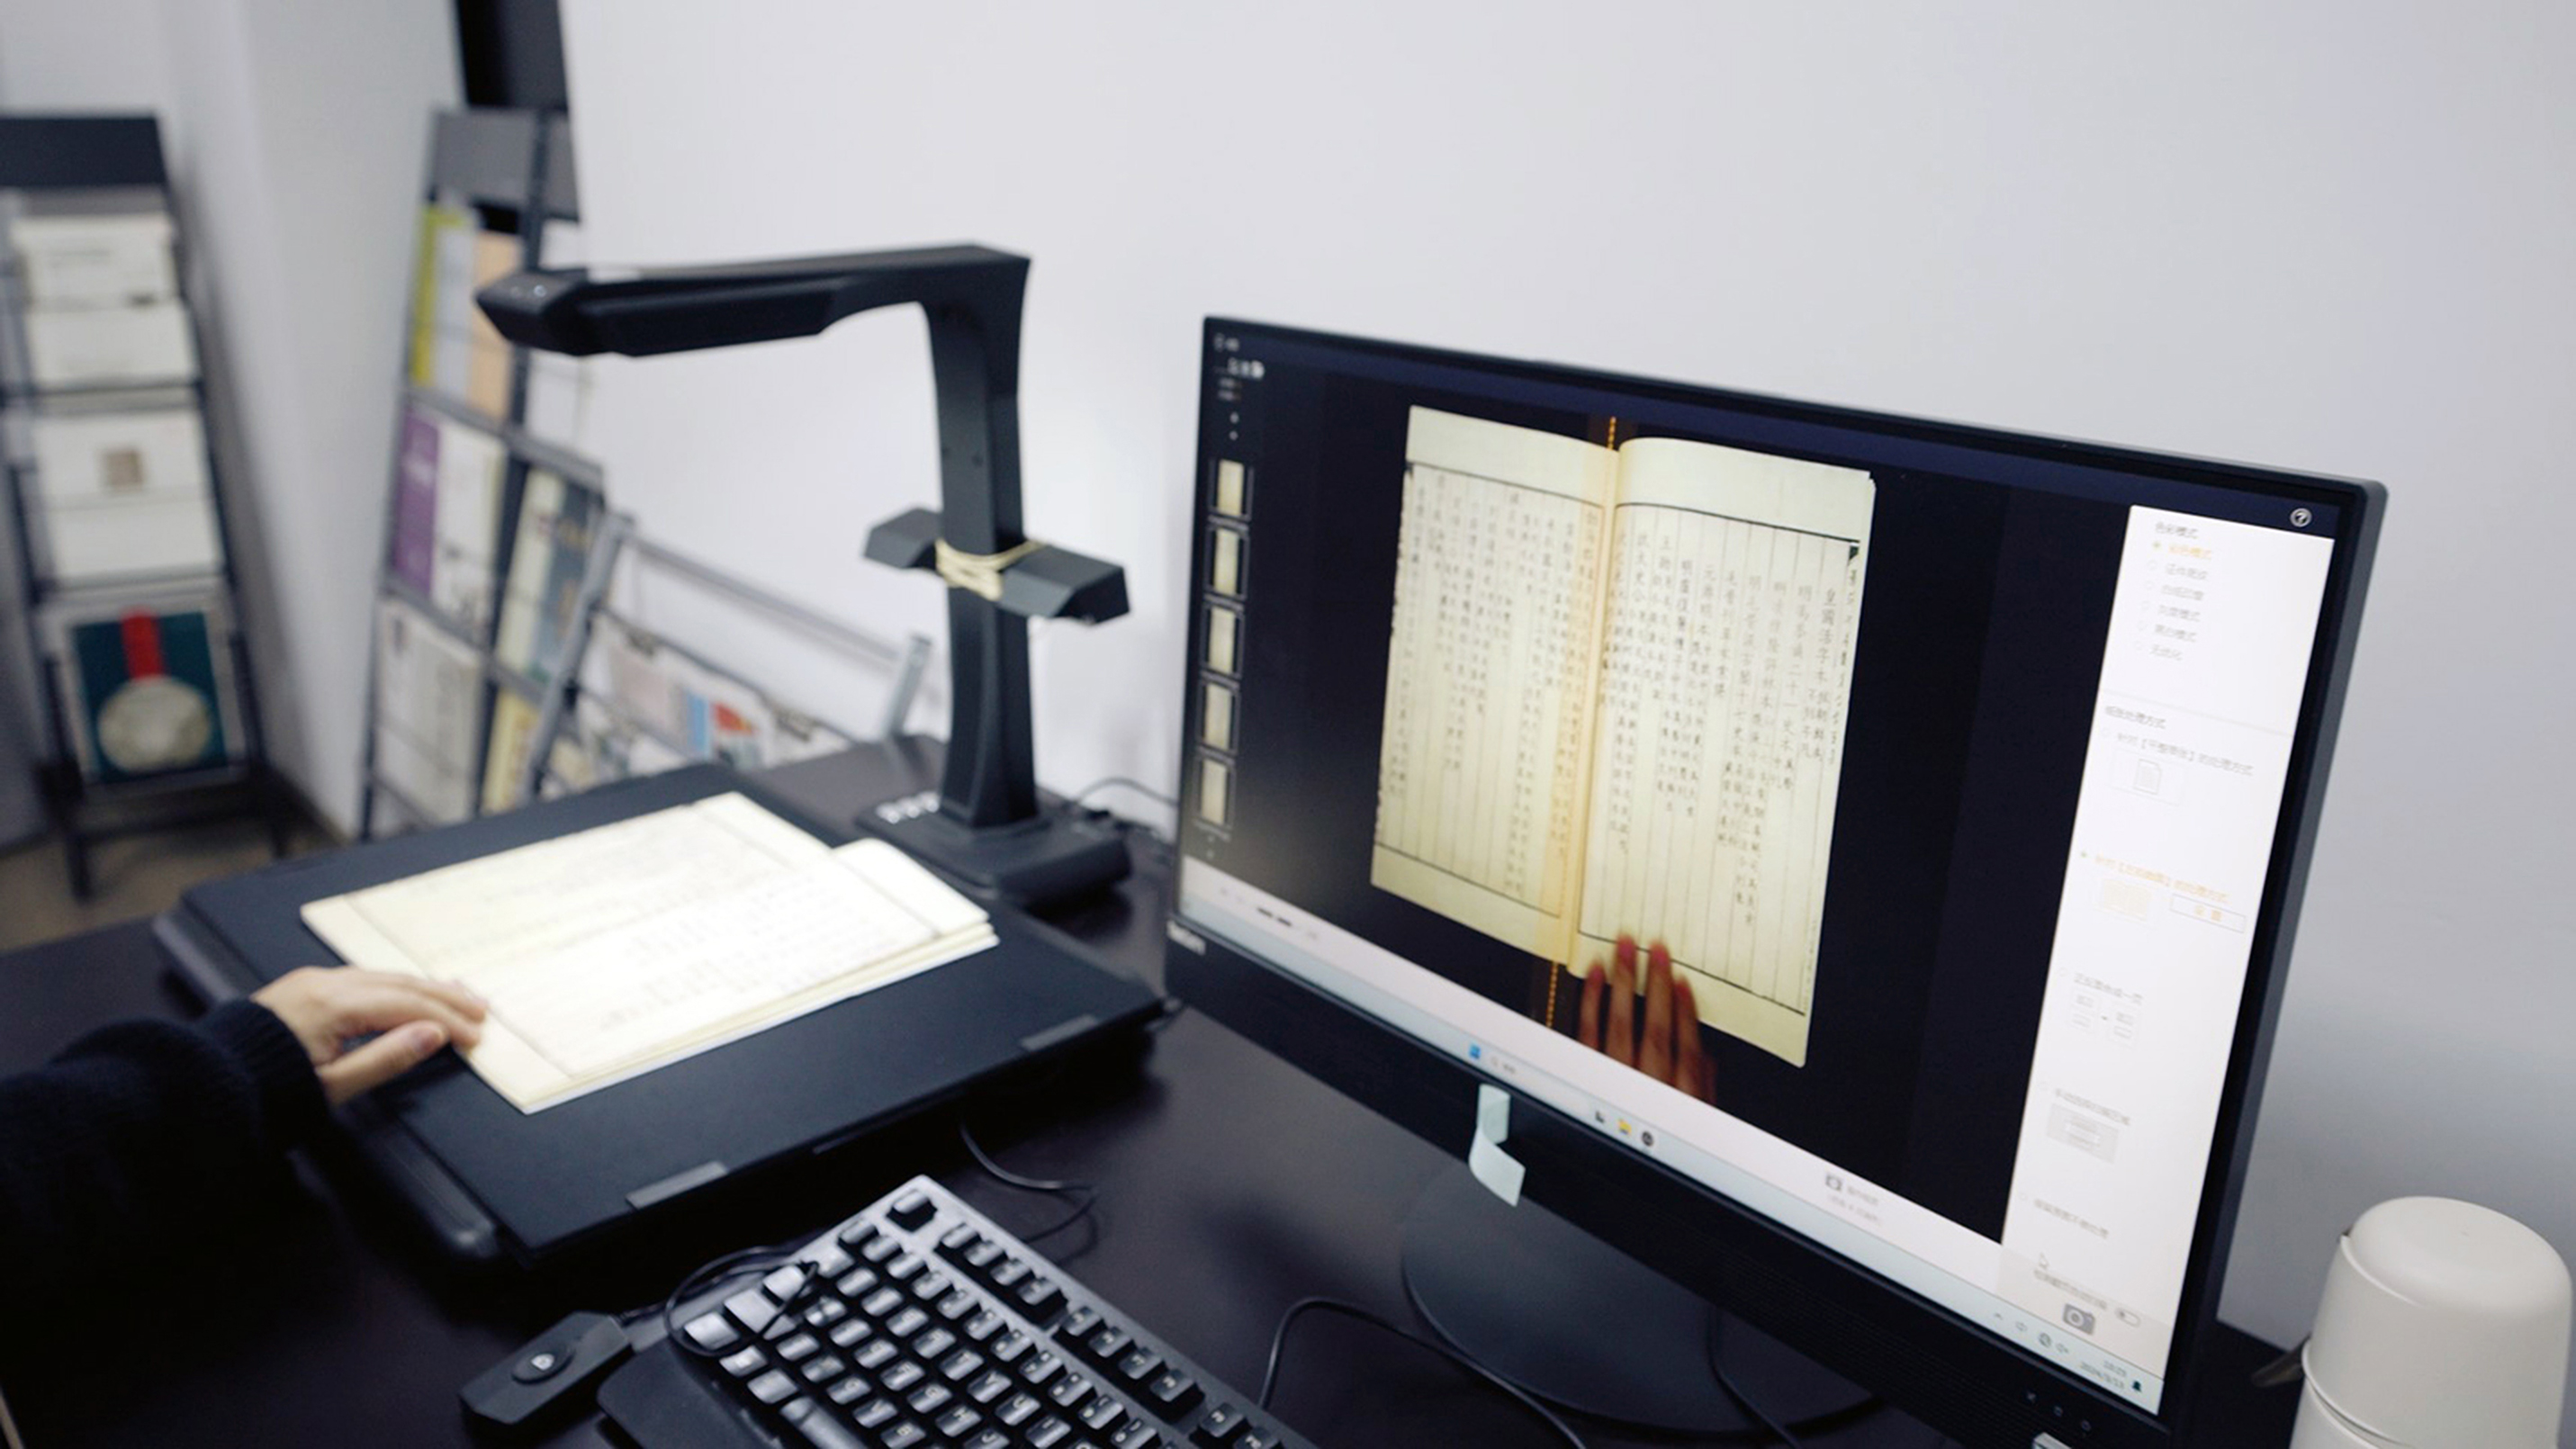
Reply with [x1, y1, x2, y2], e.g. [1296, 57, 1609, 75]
[304, 794, 995, 1112]
[1371, 408, 1874, 1066]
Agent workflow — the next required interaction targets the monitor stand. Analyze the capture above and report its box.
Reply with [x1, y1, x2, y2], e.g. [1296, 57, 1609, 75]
[1401, 1165, 1876, 1435]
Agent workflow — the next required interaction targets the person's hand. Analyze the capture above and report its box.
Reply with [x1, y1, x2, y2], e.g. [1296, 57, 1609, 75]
[251, 967, 489, 1107]
[1577, 935, 1714, 1100]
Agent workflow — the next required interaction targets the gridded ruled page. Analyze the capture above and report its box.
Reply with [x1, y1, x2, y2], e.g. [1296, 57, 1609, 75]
[1573, 440, 1873, 1066]
[1371, 408, 1616, 959]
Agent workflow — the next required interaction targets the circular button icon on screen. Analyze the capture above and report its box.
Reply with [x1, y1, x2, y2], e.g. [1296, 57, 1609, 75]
[2290, 507, 2313, 527]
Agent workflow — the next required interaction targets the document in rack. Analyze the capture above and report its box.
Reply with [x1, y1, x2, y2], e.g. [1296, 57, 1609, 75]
[1371, 408, 1873, 1066]
[302, 793, 996, 1112]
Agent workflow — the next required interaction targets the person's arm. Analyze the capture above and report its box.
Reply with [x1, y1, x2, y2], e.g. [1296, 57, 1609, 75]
[0, 968, 484, 1317]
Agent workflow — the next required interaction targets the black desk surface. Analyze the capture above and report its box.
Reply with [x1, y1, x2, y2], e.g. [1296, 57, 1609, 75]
[0, 742, 2301, 1447]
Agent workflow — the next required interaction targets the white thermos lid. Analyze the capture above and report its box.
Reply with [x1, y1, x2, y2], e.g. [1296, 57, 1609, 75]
[2299, 1197, 2570, 1448]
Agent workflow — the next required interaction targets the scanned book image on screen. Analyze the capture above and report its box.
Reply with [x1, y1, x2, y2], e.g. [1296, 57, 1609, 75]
[1370, 408, 1874, 1066]
[302, 793, 995, 1112]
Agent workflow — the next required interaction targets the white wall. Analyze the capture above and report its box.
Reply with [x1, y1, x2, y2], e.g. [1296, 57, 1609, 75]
[561, 0, 2576, 1418]
[0, 0, 455, 832]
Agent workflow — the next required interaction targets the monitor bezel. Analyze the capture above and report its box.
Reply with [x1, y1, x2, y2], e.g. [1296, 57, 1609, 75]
[1165, 316, 2382, 1445]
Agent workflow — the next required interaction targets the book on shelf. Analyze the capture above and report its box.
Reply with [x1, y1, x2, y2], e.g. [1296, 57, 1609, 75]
[491, 466, 603, 682]
[52, 591, 242, 785]
[590, 619, 851, 770]
[27, 407, 222, 583]
[5, 212, 178, 309]
[22, 302, 196, 389]
[405, 204, 518, 417]
[372, 595, 482, 824]
[1364, 406, 1875, 1066]
[389, 401, 506, 636]
[478, 690, 594, 814]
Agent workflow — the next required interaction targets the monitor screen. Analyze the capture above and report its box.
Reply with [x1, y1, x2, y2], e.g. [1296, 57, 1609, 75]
[1166, 319, 2377, 1437]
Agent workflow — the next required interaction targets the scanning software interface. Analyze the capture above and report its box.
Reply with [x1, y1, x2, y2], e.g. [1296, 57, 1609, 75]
[1170, 326, 2342, 1413]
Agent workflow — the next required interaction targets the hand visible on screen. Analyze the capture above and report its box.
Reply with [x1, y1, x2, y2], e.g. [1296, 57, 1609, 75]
[1577, 935, 1715, 1101]
[251, 967, 488, 1106]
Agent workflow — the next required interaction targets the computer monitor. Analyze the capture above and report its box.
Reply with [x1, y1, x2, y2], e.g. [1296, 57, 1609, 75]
[1163, 319, 2380, 1445]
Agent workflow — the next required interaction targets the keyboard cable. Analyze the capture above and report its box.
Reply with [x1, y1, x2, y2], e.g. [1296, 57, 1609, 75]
[1256, 1296, 1589, 1449]
[958, 1120, 1098, 1245]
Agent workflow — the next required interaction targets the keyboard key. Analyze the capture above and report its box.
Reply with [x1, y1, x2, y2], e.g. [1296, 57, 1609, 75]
[936, 1289, 977, 1321]
[1017, 1279, 1065, 1318]
[1116, 1348, 1164, 1384]
[852, 1398, 899, 1429]
[829, 1320, 871, 1350]
[779, 1396, 866, 1449]
[1026, 1417, 1074, 1448]
[1084, 1328, 1132, 1363]
[1020, 1350, 1065, 1385]
[888, 1189, 934, 1228]
[1234, 1430, 1280, 1449]
[854, 1338, 900, 1371]
[965, 1369, 1013, 1404]
[861, 1234, 903, 1264]
[879, 1360, 926, 1394]
[887, 1254, 926, 1282]
[1143, 1370, 1202, 1420]
[962, 1310, 1005, 1342]
[1047, 1372, 1091, 1408]
[935, 1404, 985, 1440]
[1079, 1395, 1126, 1433]
[880, 1422, 929, 1449]
[748, 1370, 798, 1406]
[778, 1333, 822, 1364]
[804, 1297, 850, 1328]
[990, 1330, 1032, 1363]
[995, 1391, 1043, 1426]
[763, 1264, 811, 1302]
[828, 1376, 871, 1407]
[1058, 1306, 1105, 1341]
[801, 1354, 847, 1384]
[939, 1222, 980, 1253]
[725, 1288, 782, 1336]
[964, 1432, 1011, 1449]
[963, 1239, 1005, 1273]
[885, 1307, 931, 1339]
[836, 1267, 880, 1299]
[719, 1346, 768, 1379]
[939, 1347, 986, 1382]
[911, 1327, 957, 1362]
[810, 1245, 856, 1281]
[1114, 1420, 1168, 1449]
[989, 1258, 1031, 1291]
[861, 1288, 905, 1318]
[1191, 1404, 1247, 1444]
[905, 1382, 953, 1416]
[835, 1219, 878, 1251]
[682, 1312, 741, 1353]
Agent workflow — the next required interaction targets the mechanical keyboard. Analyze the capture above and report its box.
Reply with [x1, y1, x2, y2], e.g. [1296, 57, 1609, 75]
[662, 1175, 1317, 1449]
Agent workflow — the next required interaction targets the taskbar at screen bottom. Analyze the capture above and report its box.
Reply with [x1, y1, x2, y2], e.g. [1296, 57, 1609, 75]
[1174, 861, 2169, 1416]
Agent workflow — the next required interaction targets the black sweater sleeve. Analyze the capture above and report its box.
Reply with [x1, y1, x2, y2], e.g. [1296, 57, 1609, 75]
[0, 1000, 327, 1312]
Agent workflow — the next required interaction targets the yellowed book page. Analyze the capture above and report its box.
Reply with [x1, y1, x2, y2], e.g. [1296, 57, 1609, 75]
[1370, 407, 1617, 960]
[301, 794, 993, 1112]
[1572, 439, 1875, 1066]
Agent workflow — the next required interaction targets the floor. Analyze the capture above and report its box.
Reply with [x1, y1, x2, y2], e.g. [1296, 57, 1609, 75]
[0, 815, 328, 952]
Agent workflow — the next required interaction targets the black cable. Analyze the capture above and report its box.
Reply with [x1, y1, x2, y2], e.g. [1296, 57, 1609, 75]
[1710, 1360, 1804, 1448]
[1073, 775, 1177, 811]
[958, 1120, 1098, 1244]
[1257, 1296, 1588, 1449]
